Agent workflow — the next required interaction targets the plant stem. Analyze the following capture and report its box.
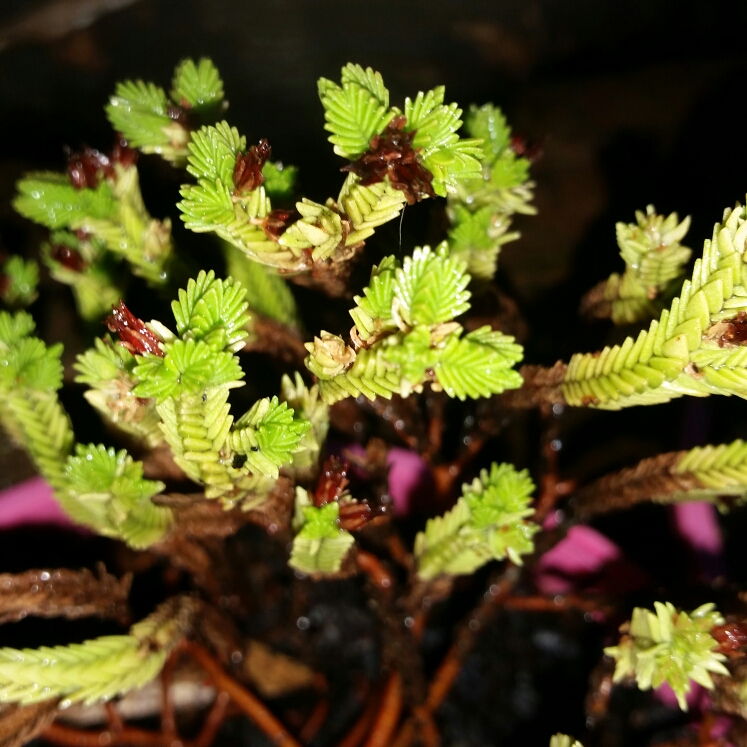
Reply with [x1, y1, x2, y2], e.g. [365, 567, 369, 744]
[336, 689, 382, 747]
[361, 672, 403, 747]
[298, 699, 329, 745]
[184, 641, 301, 747]
[356, 550, 394, 590]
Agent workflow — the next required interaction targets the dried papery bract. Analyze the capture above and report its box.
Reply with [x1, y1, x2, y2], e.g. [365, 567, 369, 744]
[342, 116, 435, 204]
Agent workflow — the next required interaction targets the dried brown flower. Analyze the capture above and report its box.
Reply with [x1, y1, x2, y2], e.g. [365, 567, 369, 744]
[49, 242, 86, 272]
[341, 115, 435, 205]
[314, 456, 350, 507]
[105, 300, 164, 356]
[66, 146, 115, 190]
[233, 139, 272, 194]
[510, 134, 544, 163]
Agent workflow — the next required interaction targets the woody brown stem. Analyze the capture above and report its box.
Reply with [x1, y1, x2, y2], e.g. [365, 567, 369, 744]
[579, 279, 613, 321]
[336, 690, 382, 747]
[499, 362, 568, 409]
[0, 565, 131, 626]
[243, 316, 308, 367]
[391, 565, 520, 747]
[184, 641, 301, 747]
[570, 450, 697, 520]
[356, 550, 394, 591]
[361, 672, 403, 747]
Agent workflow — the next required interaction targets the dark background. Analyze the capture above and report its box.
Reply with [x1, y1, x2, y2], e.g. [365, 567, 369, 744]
[3, 0, 747, 485]
[3, 2, 747, 745]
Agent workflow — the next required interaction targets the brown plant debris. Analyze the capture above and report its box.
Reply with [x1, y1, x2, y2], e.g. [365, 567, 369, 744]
[285, 250, 363, 298]
[705, 311, 747, 348]
[0, 701, 59, 747]
[261, 209, 298, 241]
[570, 450, 700, 520]
[341, 116, 435, 205]
[496, 361, 568, 409]
[242, 640, 316, 699]
[105, 301, 164, 357]
[0, 564, 132, 625]
[579, 279, 613, 321]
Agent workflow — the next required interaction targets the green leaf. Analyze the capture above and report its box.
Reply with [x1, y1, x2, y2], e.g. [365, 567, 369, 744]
[229, 396, 311, 478]
[75, 337, 135, 386]
[66, 443, 163, 505]
[14, 174, 117, 230]
[64, 443, 169, 547]
[448, 205, 497, 254]
[349, 255, 400, 340]
[435, 326, 523, 400]
[404, 87, 459, 153]
[463, 462, 535, 529]
[319, 74, 394, 158]
[105, 80, 173, 149]
[340, 64, 389, 108]
[465, 104, 511, 163]
[289, 501, 355, 574]
[280, 372, 329, 473]
[0, 256, 39, 307]
[385, 325, 441, 390]
[422, 138, 483, 197]
[261, 161, 298, 199]
[0, 310, 35, 346]
[489, 152, 531, 190]
[605, 602, 729, 711]
[0, 338, 63, 392]
[170, 57, 225, 113]
[185, 121, 245, 184]
[394, 245, 471, 326]
[549, 735, 584, 747]
[132, 339, 244, 402]
[414, 462, 537, 579]
[171, 270, 251, 353]
[0, 596, 194, 707]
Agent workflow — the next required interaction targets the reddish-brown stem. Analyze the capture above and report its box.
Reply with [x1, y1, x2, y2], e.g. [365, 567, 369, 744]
[419, 713, 441, 747]
[502, 594, 611, 615]
[104, 702, 124, 734]
[184, 641, 302, 747]
[159, 651, 179, 739]
[43, 723, 166, 747]
[361, 672, 403, 747]
[298, 699, 329, 745]
[356, 550, 394, 591]
[336, 690, 382, 747]
[423, 395, 446, 463]
[390, 568, 519, 747]
[533, 403, 567, 524]
[386, 535, 413, 570]
[43, 691, 232, 747]
[190, 691, 231, 747]
[431, 436, 485, 502]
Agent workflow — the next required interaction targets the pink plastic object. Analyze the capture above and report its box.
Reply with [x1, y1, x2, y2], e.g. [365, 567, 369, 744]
[673, 502, 723, 555]
[534, 524, 649, 596]
[0, 476, 79, 530]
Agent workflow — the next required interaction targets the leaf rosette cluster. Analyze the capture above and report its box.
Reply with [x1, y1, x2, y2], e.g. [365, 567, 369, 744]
[605, 601, 729, 710]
